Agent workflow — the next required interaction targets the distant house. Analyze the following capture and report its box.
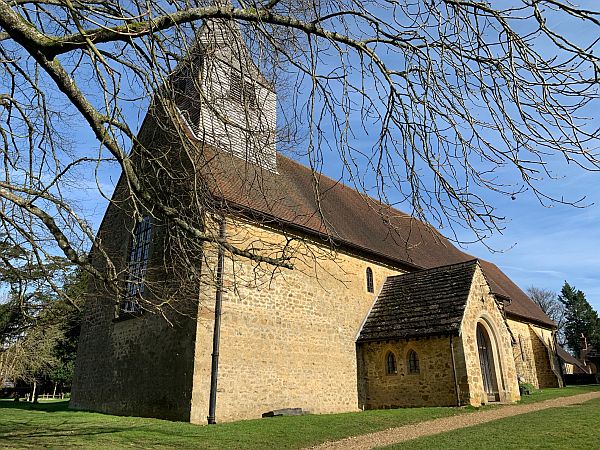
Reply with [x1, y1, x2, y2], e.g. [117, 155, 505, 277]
[70, 16, 563, 423]
[557, 346, 588, 375]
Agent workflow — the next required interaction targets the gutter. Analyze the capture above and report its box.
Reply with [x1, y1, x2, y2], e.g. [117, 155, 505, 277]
[505, 312, 557, 331]
[217, 200, 426, 273]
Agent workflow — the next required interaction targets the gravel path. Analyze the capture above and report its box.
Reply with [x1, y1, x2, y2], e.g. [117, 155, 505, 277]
[307, 391, 600, 450]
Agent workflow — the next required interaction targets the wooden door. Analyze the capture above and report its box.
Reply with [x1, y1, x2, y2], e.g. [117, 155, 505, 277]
[477, 325, 499, 402]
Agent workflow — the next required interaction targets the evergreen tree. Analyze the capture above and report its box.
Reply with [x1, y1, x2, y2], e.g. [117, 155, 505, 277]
[0, 236, 86, 390]
[48, 269, 87, 391]
[559, 282, 600, 356]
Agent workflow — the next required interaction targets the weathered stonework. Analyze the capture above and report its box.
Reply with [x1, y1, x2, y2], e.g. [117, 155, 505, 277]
[72, 208, 559, 422]
[357, 337, 462, 409]
[70, 186, 198, 421]
[71, 21, 561, 422]
[357, 263, 521, 410]
[190, 218, 402, 423]
[508, 318, 562, 389]
[459, 266, 520, 405]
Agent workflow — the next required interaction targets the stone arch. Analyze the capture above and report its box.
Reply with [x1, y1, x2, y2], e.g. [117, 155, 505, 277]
[385, 350, 397, 375]
[475, 316, 507, 401]
[403, 344, 422, 376]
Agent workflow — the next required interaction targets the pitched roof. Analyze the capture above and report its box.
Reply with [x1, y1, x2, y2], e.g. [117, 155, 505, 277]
[477, 260, 553, 326]
[357, 260, 479, 342]
[204, 150, 472, 268]
[557, 346, 588, 373]
[197, 148, 555, 327]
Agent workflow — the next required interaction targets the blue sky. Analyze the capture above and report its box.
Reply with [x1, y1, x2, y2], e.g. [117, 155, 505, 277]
[457, 169, 600, 310]
[63, 3, 600, 311]
[302, 2, 600, 309]
[445, 0, 600, 309]
[75, 117, 600, 311]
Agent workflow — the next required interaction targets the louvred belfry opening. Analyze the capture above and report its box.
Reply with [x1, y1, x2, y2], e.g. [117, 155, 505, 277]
[174, 5, 277, 172]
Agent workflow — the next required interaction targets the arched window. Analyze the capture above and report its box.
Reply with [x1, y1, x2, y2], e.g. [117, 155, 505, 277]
[386, 351, 397, 375]
[408, 350, 420, 374]
[366, 267, 374, 293]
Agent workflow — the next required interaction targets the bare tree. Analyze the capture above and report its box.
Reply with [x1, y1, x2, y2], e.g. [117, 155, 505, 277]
[0, 1, 599, 313]
[527, 286, 566, 344]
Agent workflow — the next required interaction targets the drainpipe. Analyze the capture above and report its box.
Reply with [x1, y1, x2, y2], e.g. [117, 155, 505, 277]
[207, 218, 226, 425]
[450, 334, 461, 406]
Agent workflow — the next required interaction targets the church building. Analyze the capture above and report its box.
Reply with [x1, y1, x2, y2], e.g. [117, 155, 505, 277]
[71, 15, 563, 423]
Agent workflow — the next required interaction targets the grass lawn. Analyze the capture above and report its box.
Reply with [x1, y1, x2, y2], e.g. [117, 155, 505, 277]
[0, 385, 598, 449]
[383, 396, 600, 450]
[0, 400, 467, 449]
[517, 383, 600, 404]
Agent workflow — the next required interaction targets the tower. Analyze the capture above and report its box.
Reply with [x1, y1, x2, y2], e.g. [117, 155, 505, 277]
[175, 13, 277, 172]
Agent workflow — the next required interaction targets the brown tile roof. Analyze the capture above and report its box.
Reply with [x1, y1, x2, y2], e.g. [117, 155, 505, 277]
[199, 148, 556, 328]
[357, 260, 479, 342]
[557, 346, 587, 372]
[478, 260, 554, 327]
[204, 151, 470, 267]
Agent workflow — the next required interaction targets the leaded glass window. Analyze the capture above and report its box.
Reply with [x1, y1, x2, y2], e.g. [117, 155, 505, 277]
[408, 350, 420, 374]
[386, 351, 397, 375]
[121, 216, 152, 313]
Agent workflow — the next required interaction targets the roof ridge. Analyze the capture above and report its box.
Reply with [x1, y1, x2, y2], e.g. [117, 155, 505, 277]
[384, 258, 479, 281]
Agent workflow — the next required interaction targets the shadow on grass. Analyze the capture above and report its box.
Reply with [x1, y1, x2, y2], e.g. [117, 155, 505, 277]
[1, 400, 247, 449]
[3, 423, 146, 439]
[3, 386, 600, 450]
[0, 400, 71, 413]
[0, 404, 158, 449]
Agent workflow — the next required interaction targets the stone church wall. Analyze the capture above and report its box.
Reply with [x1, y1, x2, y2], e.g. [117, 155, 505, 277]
[357, 336, 462, 409]
[72, 188, 556, 423]
[190, 218, 402, 423]
[460, 266, 520, 406]
[508, 318, 561, 389]
[71, 296, 197, 421]
[70, 177, 198, 421]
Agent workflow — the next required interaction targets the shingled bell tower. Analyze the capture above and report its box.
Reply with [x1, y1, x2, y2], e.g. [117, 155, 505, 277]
[175, 4, 277, 172]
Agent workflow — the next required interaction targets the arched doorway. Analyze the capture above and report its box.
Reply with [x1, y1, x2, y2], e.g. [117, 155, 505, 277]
[477, 323, 499, 402]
